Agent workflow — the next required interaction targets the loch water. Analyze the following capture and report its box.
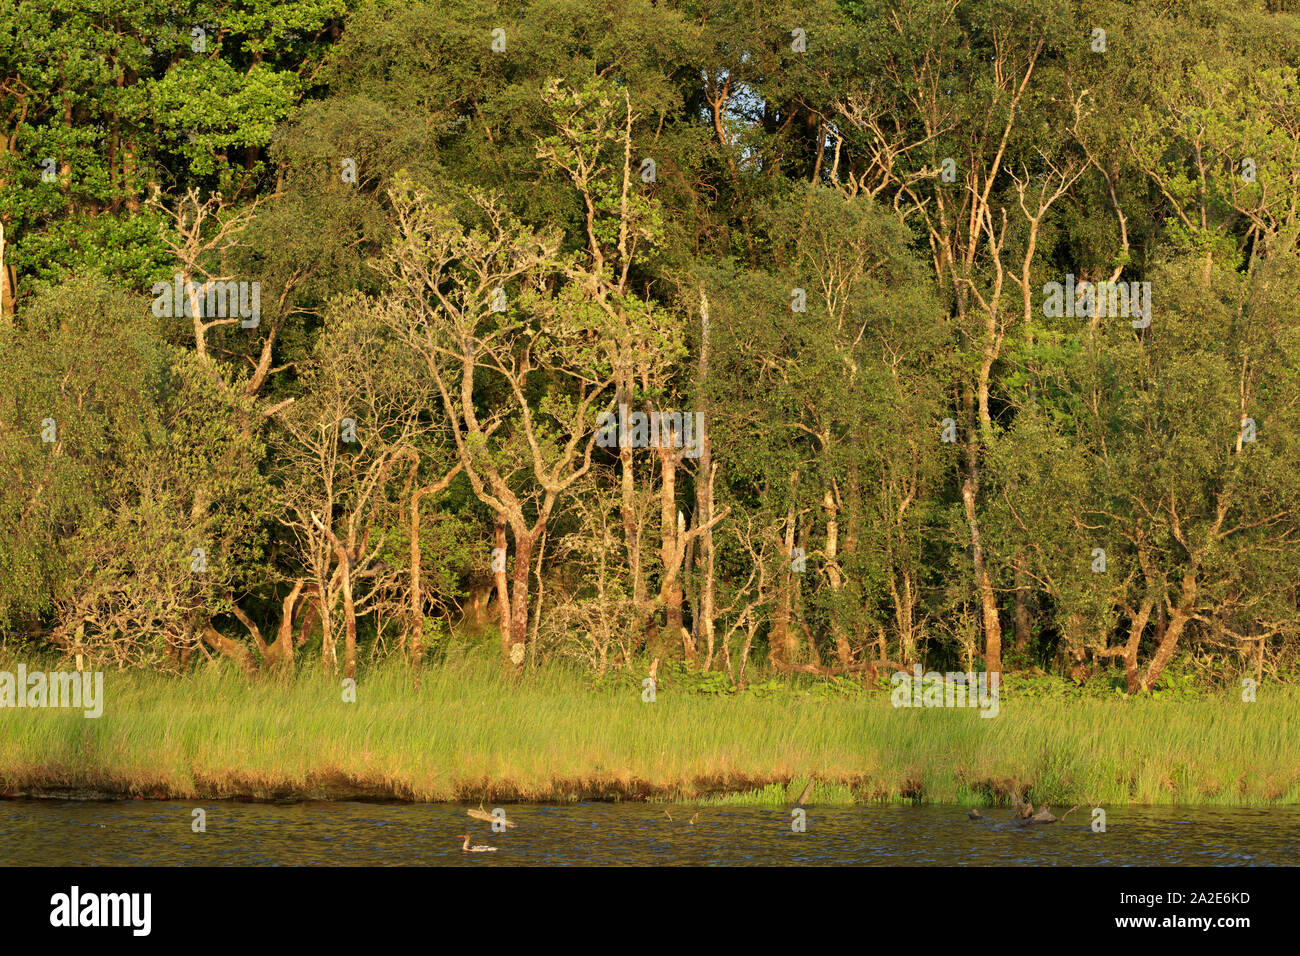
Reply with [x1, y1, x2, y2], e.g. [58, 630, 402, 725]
[2, 800, 1296, 866]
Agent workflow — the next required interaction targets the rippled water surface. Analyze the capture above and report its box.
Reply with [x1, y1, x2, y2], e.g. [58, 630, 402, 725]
[1, 801, 1296, 865]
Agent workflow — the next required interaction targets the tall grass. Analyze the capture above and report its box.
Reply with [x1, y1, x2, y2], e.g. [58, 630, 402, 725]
[1, 651, 1296, 805]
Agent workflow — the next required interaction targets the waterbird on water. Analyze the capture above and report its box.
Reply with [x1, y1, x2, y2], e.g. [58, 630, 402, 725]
[458, 834, 498, 853]
[967, 808, 984, 820]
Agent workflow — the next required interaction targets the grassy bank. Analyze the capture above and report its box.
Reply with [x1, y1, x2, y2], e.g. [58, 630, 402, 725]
[1, 652, 1297, 806]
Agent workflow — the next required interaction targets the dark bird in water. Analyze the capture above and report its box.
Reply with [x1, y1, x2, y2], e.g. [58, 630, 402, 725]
[458, 833, 498, 853]
[968, 808, 984, 820]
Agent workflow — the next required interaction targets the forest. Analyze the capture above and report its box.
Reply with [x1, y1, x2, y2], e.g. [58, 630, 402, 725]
[4, 0, 1300, 699]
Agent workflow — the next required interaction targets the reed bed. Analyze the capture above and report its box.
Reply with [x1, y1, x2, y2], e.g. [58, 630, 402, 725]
[1, 653, 1296, 806]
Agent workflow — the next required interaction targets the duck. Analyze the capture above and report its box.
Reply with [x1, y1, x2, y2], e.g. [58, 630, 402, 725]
[967, 808, 984, 820]
[458, 833, 498, 853]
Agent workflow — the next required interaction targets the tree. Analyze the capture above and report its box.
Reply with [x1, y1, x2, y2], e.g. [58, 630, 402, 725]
[378, 177, 611, 671]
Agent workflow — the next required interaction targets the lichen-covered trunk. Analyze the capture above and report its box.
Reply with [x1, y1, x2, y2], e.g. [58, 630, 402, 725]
[505, 530, 534, 673]
[494, 518, 511, 660]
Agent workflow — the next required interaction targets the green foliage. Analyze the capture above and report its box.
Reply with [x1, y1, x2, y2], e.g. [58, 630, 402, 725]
[1, 0, 1298, 697]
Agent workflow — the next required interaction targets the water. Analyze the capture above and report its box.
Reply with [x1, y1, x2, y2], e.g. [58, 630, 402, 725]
[1, 800, 1296, 865]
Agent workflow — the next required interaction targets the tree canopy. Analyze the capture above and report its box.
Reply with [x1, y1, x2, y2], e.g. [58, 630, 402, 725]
[3, 0, 1299, 692]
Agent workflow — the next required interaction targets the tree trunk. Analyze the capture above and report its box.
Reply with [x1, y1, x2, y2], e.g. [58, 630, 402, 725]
[657, 444, 691, 661]
[769, 494, 798, 669]
[265, 579, 306, 669]
[693, 290, 717, 668]
[697, 462, 717, 669]
[1064, 612, 1089, 681]
[506, 527, 534, 672]
[409, 490, 426, 668]
[823, 489, 852, 667]
[341, 559, 358, 681]
[795, 521, 813, 664]
[1123, 593, 1155, 694]
[0, 227, 13, 325]
[200, 624, 259, 674]
[1140, 572, 1197, 691]
[962, 478, 1001, 675]
[310, 514, 348, 675]
[494, 518, 511, 658]
[617, 389, 647, 651]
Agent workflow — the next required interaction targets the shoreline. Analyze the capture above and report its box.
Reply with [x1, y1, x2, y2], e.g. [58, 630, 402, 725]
[3, 766, 1296, 809]
[4, 782, 1297, 807]
[3, 658, 1297, 808]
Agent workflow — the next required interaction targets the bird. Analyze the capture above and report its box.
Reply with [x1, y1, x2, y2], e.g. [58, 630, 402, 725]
[967, 808, 984, 820]
[458, 833, 498, 852]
